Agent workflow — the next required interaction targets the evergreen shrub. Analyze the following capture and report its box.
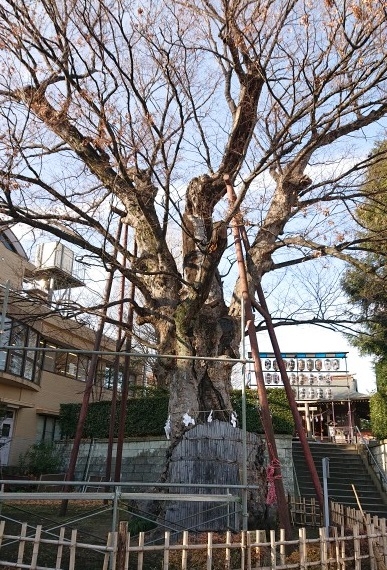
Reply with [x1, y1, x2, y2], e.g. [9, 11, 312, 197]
[370, 391, 387, 440]
[231, 388, 294, 435]
[18, 441, 64, 476]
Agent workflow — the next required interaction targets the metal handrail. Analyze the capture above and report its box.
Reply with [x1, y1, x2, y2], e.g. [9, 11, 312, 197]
[355, 426, 387, 492]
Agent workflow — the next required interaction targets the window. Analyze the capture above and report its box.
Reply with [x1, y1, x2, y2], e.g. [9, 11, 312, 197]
[0, 231, 18, 253]
[0, 316, 41, 382]
[54, 351, 67, 376]
[66, 352, 78, 377]
[24, 330, 38, 381]
[42, 341, 91, 382]
[42, 343, 56, 372]
[0, 316, 11, 371]
[77, 356, 89, 381]
[8, 323, 27, 376]
[1, 423, 11, 437]
[36, 415, 61, 442]
[103, 363, 122, 390]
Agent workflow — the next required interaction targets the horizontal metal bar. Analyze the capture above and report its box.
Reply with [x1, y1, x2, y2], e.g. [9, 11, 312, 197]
[122, 493, 239, 502]
[0, 492, 114, 501]
[0, 492, 240, 503]
[0, 345, 251, 364]
[0, 480, 259, 490]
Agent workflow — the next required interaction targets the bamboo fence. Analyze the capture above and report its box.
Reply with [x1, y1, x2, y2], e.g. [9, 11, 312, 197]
[0, 500, 387, 570]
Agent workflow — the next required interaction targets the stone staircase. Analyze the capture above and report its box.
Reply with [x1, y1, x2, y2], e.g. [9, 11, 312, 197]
[292, 440, 387, 518]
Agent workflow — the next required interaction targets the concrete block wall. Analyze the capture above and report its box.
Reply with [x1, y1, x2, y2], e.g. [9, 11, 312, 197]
[57, 437, 169, 482]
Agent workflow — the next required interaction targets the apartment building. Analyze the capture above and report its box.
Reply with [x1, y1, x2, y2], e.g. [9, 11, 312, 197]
[0, 227, 116, 467]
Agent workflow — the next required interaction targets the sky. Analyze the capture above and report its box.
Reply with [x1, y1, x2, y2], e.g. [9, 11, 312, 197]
[255, 325, 376, 395]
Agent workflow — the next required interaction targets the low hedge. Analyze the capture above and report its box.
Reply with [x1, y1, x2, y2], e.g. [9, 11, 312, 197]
[59, 387, 294, 439]
[60, 387, 169, 439]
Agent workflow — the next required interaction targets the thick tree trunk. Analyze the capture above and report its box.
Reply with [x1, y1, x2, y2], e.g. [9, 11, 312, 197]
[155, 299, 271, 531]
[163, 421, 267, 531]
[166, 303, 239, 443]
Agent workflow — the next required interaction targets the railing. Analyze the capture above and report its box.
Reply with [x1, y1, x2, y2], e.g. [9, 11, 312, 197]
[0, 478, 241, 536]
[355, 426, 387, 493]
[1, 480, 387, 569]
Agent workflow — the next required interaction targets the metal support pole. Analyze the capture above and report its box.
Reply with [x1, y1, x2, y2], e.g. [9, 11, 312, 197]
[322, 457, 330, 534]
[60, 269, 116, 516]
[225, 173, 324, 513]
[225, 175, 292, 539]
[110, 486, 121, 570]
[241, 299, 248, 532]
[348, 399, 353, 444]
[236, 219, 323, 506]
[115, 237, 137, 482]
[305, 402, 312, 438]
[250, 293, 324, 509]
[112, 485, 120, 533]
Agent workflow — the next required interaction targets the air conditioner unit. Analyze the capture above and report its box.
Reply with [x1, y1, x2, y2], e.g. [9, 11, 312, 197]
[35, 242, 74, 275]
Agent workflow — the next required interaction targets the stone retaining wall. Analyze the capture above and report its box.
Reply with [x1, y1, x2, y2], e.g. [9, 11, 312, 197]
[56, 434, 294, 493]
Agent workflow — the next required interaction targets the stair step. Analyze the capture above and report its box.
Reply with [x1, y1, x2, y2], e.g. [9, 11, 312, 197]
[292, 441, 387, 519]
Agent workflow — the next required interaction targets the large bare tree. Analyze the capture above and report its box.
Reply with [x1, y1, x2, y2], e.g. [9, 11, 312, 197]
[1, 0, 387, 457]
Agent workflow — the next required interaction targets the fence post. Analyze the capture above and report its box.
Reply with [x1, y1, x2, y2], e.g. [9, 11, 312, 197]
[353, 523, 361, 570]
[367, 522, 376, 570]
[225, 529, 232, 570]
[207, 532, 213, 570]
[380, 518, 387, 566]
[299, 527, 307, 570]
[270, 529, 277, 569]
[69, 529, 77, 570]
[116, 521, 128, 570]
[182, 530, 188, 570]
[241, 530, 247, 570]
[279, 528, 286, 566]
[163, 531, 170, 570]
[319, 526, 328, 570]
[112, 485, 120, 533]
[255, 529, 266, 568]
